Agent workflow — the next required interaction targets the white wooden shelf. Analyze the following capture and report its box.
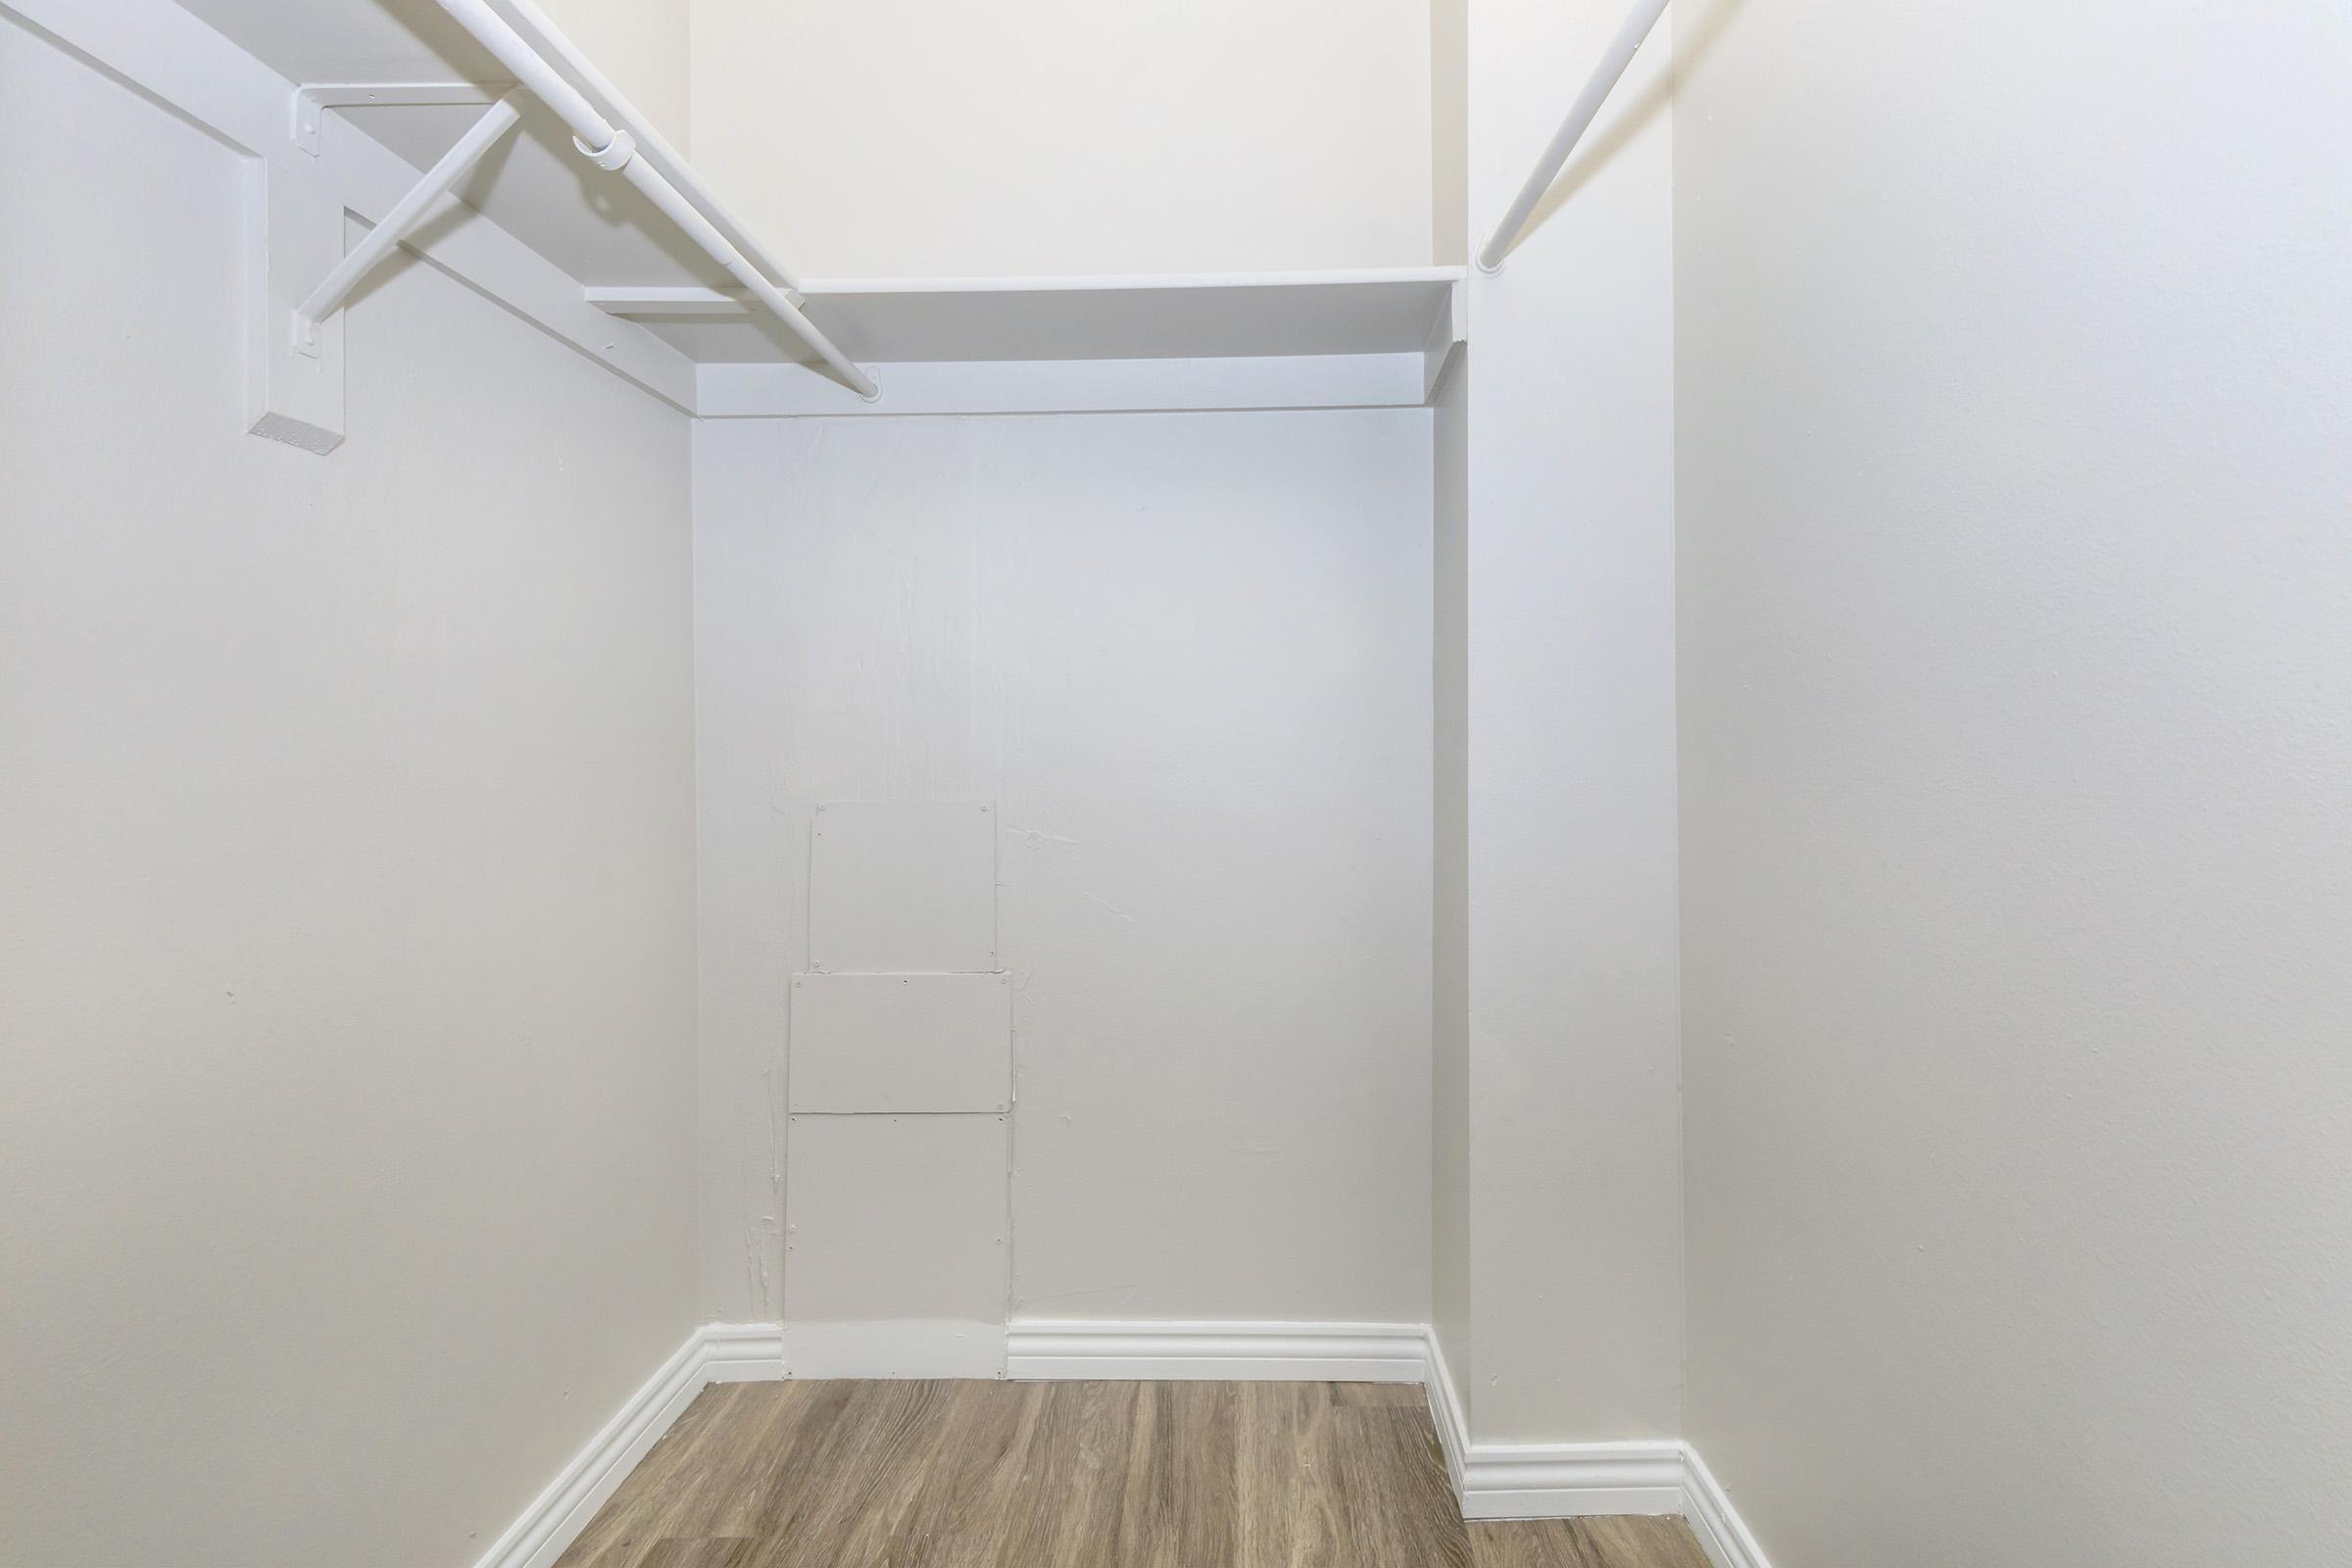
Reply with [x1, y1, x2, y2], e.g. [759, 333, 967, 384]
[161, 0, 1467, 416]
[588, 270, 1465, 368]
[676, 270, 1468, 416]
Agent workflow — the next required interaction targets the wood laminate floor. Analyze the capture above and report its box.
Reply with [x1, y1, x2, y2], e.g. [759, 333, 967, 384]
[555, 1380, 1713, 1568]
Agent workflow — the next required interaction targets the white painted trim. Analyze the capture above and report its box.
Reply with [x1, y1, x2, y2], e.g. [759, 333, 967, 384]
[1422, 275, 1469, 400]
[795, 268, 1468, 296]
[588, 285, 754, 316]
[1423, 1326, 1472, 1494]
[1679, 1444, 1775, 1568]
[1422, 1326, 1685, 1520]
[701, 1321, 788, 1383]
[469, 1323, 786, 1568]
[1007, 1319, 1428, 1382]
[698, 354, 1431, 417]
[1457, 1439, 1687, 1521]
[468, 1315, 1772, 1567]
[468, 1330, 704, 1568]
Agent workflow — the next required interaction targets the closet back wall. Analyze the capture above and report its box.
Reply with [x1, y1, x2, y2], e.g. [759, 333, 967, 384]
[694, 411, 1434, 1328]
[690, 0, 1435, 275]
[542, 0, 690, 151]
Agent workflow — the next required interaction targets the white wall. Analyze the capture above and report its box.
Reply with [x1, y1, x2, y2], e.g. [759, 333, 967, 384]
[0, 23, 697, 1568]
[694, 411, 1433, 1329]
[1676, 0, 2352, 1563]
[543, 0, 691, 153]
[1430, 0, 1468, 267]
[1441, 0, 1683, 1442]
[689, 0, 1434, 276]
[1431, 359, 1473, 1392]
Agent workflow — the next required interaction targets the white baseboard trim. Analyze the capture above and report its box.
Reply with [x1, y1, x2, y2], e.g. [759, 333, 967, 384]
[1422, 1327, 1695, 1522]
[472, 1316, 1769, 1568]
[1457, 1441, 1688, 1521]
[1006, 1318, 1429, 1382]
[1679, 1443, 1774, 1568]
[1424, 1327, 1473, 1494]
[470, 1322, 787, 1568]
[702, 1321, 788, 1383]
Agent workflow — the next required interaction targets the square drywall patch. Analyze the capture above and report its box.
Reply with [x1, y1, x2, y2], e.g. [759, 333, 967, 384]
[783, 1112, 1008, 1378]
[789, 972, 1012, 1113]
[808, 801, 998, 972]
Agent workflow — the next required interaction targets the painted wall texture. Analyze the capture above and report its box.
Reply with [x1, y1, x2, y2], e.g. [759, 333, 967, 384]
[1430, 0, 1469, 268]
[1675, 0, 2352, 1563]
[541, 0, 691, 153]
[1430, 358, 1473, 1396]
[689, 0, 1433, 275]
[0, 24, 698, 1568]
[693, 412, 1434, 1331]
[1439, 0, 1684, 1443]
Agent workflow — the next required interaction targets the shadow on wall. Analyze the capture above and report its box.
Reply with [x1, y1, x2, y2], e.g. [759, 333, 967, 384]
[1504, 0, 1753, 262]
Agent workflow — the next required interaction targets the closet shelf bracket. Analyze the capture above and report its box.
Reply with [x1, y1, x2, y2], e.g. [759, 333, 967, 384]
[290, 91, 524, 358]
[248, 90, 523, 454]
[291, 82, 500, 157]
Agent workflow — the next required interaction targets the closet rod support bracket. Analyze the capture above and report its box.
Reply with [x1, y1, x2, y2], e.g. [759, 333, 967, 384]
[289, 92, 525, 358]
[572, 129, 637, 172]
[291, 81, 501, 157]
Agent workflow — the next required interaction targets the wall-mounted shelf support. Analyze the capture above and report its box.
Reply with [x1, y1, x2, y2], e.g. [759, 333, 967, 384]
[291, 92, 522, 357]
[586, 270, 1468, 416]
[292, 81, 497, 156]
[586, 286, 754, 317]
[1477, 0, 1671, 273]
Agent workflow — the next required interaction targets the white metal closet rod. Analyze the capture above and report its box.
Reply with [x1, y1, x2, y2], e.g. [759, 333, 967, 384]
[485, 0, 803, 300]
[431, 0, 879, 400]
[1475, 0, 1671, 273]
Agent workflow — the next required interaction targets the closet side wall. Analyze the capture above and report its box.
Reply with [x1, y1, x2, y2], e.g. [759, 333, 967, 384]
[0, 26, 698, 1568]
[1449, 0, 1684, 1444]
[693, 411, 1433, 1331]
[1431, 363, 1473, 1399]
[1676, 1, 2352, 1563]
[1431, 0, 1470, 267]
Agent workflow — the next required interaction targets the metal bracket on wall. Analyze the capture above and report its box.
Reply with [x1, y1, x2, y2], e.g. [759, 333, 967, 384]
[289, 93, 523, 358]
[290, 81, 500, 157]
[245, 161, 344, 454]
[251, 93, 523, 453]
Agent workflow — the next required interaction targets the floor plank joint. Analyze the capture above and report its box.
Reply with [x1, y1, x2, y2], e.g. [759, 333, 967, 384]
[554, 1379, 1710, 1568]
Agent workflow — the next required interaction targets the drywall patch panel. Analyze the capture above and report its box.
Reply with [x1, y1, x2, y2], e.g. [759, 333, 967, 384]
[782, 1112, 1011, 1379]
[787, 972, 1013, 1114]
[788, 800, 1013, 1376]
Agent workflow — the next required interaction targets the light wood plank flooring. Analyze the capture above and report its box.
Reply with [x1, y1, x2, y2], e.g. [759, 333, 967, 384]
[555, 1380, 1712, 1568]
